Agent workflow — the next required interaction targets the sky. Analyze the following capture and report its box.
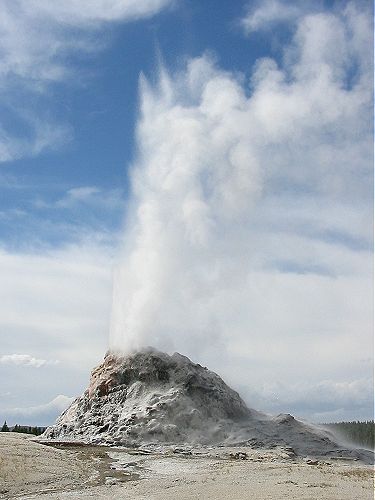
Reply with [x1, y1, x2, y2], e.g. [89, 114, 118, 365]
[0, 0, 373, 426]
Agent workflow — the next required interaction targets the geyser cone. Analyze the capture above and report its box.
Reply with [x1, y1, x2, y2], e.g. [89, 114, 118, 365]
[42, 349, 373, 463]
[43, 348, 255, 446]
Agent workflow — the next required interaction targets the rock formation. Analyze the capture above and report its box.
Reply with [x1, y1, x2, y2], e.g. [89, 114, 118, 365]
[42, 348, 373, 462]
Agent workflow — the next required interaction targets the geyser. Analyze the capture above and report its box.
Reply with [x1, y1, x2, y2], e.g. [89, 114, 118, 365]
[44, 12, 373, 458]
[108, 58, 265, 356]
[107, 21, 373, 422]
[42, 349, 373, 463]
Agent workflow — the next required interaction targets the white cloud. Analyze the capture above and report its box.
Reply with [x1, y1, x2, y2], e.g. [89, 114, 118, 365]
[0, 234, 119, 425]
[0, 241, 113, 370]
[109, 5, 372, 421]
[0, 117, 71, 163]
[53, 186, 124, 210]
[3, 395, 74, 426]
[0, 354, 58, 368]
[0, 0, 175, 84]
[0, 238, 116, 424]
[65, 187, 101, 200]
[241, 0, 306, 34]
[25, 0, 175, 26]
[236, 377, 373, 422]
[33, 185, 124, 211]
[0, 0, 175, 162]
[0, 235, 122, 428]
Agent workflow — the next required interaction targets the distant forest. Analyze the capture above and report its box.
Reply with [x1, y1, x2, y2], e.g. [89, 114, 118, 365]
[1, 421, 46, 436]
[322, 421, 374, 450]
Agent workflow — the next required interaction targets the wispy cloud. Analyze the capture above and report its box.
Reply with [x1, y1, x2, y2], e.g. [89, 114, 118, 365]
[62, 187, 101, 201]
[0, 354, 58, 368]
[22, 0, 176, 26]
[55, 186, 124, 210]
[0, 0, 176, 162]
[0, 116, 72, 163]
[241, 0, 315, 34]
[0, 0, 176, 85]
[33, 185, 125, 210]
[0, 184, 125, 251]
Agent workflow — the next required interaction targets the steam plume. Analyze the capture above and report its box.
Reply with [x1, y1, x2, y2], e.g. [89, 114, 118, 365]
[109, 6, 372, 371]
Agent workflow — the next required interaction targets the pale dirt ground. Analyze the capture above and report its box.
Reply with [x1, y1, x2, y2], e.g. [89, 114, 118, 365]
[0, 433, 373, 500]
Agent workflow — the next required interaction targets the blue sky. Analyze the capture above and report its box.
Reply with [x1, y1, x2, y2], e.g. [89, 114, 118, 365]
[0, 0, 276, 249]
[0, 0, 373, 426]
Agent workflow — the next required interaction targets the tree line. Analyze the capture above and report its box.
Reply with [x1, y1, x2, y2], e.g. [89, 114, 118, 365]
[322, 420, 374, 450]
[1, 421, 46, 436]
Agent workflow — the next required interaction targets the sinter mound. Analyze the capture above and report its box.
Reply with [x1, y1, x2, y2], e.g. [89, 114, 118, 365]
[42, 349, 373, 462]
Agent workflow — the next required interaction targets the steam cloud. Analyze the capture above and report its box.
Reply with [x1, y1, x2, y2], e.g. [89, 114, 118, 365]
[109, 5, 372, 363]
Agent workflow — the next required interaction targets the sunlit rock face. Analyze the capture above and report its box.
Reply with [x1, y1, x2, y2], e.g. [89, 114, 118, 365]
[42, 349, 373, 463]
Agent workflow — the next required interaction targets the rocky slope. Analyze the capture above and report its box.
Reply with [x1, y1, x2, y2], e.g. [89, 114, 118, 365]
[42, 349, 373, 462]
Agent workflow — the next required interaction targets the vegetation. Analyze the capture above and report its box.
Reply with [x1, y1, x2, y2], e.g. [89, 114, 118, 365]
[1, 421, 9, 432]
[11, 424, 46, 436]
[323, 421, 374, 450]
[0, 421, 46, 435]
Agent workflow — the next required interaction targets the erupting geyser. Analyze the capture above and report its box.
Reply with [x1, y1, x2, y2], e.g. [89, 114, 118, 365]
[42, 348, 373, 462]
[41, 51, 374, 465]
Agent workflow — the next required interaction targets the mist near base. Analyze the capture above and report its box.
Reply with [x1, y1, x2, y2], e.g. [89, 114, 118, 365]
[109, 5, 372, 420]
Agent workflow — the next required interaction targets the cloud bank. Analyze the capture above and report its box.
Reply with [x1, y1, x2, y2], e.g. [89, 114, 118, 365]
[3, 395, 74, 426]
[0, 240, 114, 423]
[109, 4, 373, 419]
[0, 354, 58, 368]
[0, 242, 113, 369]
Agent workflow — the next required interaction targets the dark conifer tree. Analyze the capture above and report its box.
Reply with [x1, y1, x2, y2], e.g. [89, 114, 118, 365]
[1, 421, 9, 432]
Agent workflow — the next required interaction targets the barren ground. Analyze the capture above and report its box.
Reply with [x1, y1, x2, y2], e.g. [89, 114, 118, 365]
[0, 433, 373, 499]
